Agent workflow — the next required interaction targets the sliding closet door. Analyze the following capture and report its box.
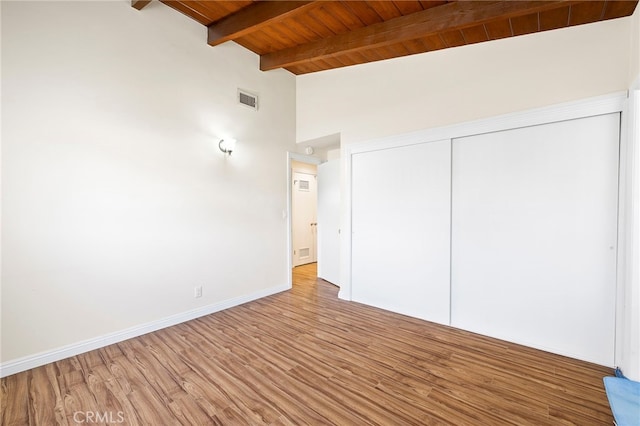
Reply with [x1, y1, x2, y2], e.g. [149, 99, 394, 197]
[351, 140, 451, 324]
[451, 114, 620, 366]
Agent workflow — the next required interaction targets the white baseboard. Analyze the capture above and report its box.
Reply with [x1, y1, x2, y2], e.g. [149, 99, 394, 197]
[0, 283, 290, 378]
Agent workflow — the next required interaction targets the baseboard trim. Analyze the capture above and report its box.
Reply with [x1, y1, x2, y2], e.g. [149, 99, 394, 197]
[0, 283, 290, 378]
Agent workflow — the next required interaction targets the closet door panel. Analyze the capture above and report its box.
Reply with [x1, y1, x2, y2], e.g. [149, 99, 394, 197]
[451, 114, 620, 366]
[351, 140, 451, 324]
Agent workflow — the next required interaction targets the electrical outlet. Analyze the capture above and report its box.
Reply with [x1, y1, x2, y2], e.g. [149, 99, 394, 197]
[194, 286, 202, 298]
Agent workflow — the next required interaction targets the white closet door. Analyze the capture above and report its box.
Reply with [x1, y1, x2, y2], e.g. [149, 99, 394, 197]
[451, 113, 620, 366]
[351, 140, 451, 324]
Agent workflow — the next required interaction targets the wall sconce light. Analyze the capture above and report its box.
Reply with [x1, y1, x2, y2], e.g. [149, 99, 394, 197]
[219, 138, 237, 155]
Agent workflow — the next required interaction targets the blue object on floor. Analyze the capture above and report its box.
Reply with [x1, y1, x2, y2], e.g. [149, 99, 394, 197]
[603, 376, 640, 426]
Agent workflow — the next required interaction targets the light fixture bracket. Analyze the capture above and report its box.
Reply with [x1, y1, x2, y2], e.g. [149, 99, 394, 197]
[219, 138, 236, 155]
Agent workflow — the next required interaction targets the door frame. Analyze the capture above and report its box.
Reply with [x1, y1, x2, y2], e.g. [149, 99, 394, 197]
[286, 152, 321, 288]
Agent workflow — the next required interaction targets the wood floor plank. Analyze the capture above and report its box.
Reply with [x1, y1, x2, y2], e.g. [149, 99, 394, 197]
[1, 370, 31, 426]
[44, 363, 68, 426]
[1, 263, 615, 425]
[179, 370, 238, 422]
[101, 377, 145, 426]
[167, 393, 218, 425]
[448, 350, 612, 415]
[117, 338, 185, 403]
[261, 364, 374, 425]
[59, 371, 103, 425]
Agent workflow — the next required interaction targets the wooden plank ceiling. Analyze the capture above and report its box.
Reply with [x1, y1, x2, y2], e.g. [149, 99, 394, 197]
[141, 1, 638, 74]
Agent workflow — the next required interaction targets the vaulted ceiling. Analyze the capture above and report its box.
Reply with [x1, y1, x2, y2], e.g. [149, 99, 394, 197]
[133, 1, 639, 75]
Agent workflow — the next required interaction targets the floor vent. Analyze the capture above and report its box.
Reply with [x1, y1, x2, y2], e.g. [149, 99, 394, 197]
[238, 89, 258, 110]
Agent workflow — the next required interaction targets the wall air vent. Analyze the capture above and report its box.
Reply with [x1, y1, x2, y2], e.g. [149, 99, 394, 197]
[238, 89, 258, 111]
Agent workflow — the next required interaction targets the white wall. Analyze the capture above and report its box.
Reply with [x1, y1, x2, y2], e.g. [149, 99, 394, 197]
[297, 8, 640, 376]
[297, 17, 633, 145]
[326, 149, 341, 161]
[1, 1, 296, 365]
[631, 7, 640, 87]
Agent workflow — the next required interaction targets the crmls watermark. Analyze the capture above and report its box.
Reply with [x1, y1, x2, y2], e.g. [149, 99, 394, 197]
[73, 411, 125, 424]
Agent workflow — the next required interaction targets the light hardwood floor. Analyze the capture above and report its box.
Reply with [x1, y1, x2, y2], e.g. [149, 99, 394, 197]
[2, 263, 614, 425]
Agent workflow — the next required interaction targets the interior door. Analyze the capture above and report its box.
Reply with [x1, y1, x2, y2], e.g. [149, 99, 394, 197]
[292, 171, 317, 267]
[451, 113, 620, 366]
[317, 160, 340, 285]
[351, 140, 451, 324]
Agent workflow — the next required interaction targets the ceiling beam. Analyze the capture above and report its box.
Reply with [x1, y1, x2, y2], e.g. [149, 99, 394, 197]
[131, 0, 151, 10]
[208, 1, 318, 47]
[260, 0, 579, 71]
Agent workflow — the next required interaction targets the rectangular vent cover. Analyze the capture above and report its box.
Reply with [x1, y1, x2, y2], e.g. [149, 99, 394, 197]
[299, 180, 310, 191]
[238, 89, 258, 110]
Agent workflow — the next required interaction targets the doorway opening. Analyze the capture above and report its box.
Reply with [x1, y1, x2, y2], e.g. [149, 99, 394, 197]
[288, 154, 321, 288]
[292, 160, 318, 267]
